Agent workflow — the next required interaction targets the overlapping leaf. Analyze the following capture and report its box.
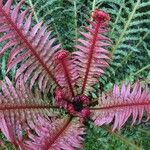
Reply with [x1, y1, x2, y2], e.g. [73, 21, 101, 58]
[91, 81, 150, 130]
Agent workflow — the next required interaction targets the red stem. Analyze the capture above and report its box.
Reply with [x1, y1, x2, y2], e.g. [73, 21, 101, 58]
[61, 59, 75, 97]
[90, 102, 150, 110]
[0, 104, 60, 110]
[47, 117, 72, 148]
[0, 7, 60, 88]
[81, 21, 100, 94]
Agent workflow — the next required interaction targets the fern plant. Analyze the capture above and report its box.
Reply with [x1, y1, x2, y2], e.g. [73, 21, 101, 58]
[0, 0, 150, 149]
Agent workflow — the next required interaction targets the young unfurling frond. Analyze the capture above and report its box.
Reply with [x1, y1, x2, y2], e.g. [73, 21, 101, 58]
[23, 117, 85, 150]
[73, 10, 111, 95]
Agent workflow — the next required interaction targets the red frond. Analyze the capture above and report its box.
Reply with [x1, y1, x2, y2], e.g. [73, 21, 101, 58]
[91, 81, 150, 130]
[54, 50, 78, 98]
[73, 10, 111, 94]
[0, 0, 61, 91]
[0, 115, 25, 148]
[0, 76, 61, 144]
[23, 117, 85, 150]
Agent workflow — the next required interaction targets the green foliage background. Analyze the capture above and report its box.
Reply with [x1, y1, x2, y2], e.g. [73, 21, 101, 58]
[0, 0, 150, 149]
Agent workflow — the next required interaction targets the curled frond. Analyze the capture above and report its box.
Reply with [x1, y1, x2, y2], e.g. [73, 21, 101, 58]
[73, 10, 111, 95]
[91, 81, 150, 130]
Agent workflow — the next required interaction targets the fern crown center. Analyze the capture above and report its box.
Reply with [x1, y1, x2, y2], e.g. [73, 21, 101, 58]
[54, 89, 90, 120]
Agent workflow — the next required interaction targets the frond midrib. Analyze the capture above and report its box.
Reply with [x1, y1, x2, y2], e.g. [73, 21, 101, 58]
[0, 104, 59, 110]
[91, 101, 150, 110]
[103, 127, 141, 150]
[47, 117, 72, 148]
[111, 0, 141, 55]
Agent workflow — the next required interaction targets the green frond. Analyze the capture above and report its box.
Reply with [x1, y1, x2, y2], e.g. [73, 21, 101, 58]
[92, 0, 150, 90]
[84, 123, 150, 150]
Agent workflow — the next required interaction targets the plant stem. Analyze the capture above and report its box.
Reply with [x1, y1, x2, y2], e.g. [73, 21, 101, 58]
[28, 0, 39, 23]
[47, 116, 72, 148]
[112, 32, 149, 76]
[103, 127, 141, 150]
[111, 0, 141, 55]
[81, 21, 101, 94]
[0, 7, 60, 87]
[60, 58, 75, 97]
[74, 0, 78, 42]
[134, 64, 150, 76]
[90, 102, 150, 110]
[92, 0, 96, 12]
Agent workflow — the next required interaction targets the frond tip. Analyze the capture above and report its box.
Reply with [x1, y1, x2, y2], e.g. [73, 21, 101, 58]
[91, 81, 150, 130]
